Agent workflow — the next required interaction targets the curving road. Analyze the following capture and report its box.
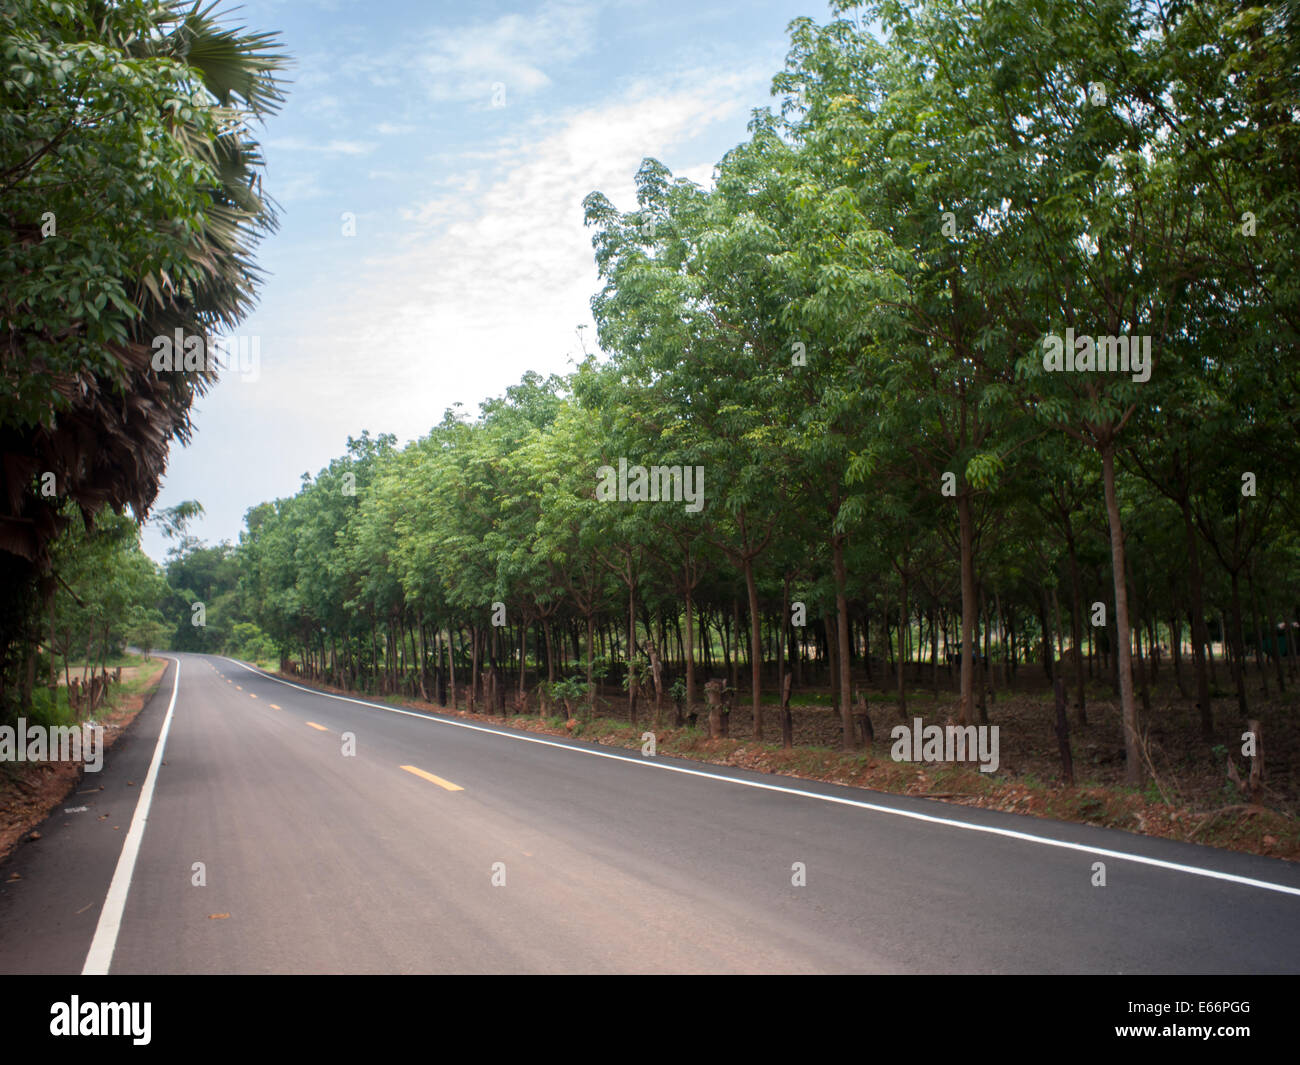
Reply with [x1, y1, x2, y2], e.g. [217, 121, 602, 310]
[1, 652, 1297, 974]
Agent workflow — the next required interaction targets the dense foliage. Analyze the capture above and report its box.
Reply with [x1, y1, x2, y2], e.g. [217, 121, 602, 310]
[5, 1, 1296, 793]
[203, 2, 1299, 787]
[0, 0, 287, 721]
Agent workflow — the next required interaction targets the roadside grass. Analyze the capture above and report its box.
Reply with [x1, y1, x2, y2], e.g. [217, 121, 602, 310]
[21, 653, 167, 731]
[0, 652, 169, 855]
[54, 651, 139, 674]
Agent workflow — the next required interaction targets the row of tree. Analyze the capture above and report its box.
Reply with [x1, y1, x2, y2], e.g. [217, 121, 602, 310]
[5, 2, 1296, 793]
[212, 0, 1298, 784]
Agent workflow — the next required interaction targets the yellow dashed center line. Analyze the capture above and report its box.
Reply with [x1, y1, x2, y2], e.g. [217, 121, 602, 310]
[305, 721, 329, 732]
[235, 685, 242, 691]
[249, 693, 257, 699]
[400, 765, 463, 791]
[269, 703, 281, 710]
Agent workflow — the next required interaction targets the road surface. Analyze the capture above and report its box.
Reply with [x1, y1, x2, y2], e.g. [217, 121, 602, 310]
[2, 652, 1297, 973]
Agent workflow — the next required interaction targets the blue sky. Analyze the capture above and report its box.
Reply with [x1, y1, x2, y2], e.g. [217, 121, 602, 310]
[142, 0, 834, 561]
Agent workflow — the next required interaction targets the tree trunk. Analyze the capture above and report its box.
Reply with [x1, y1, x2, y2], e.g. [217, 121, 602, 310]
[518, 617, 528, 699]
[627, 580, 638, 725]
[705, 678, 725, 739]
[1039, 586, 1054, 682]
[832, 535, 856, 750]
[1101, 444, 1142, 786]
[1170, 614, 1186, 697]
[493, 623, 505, 715]
[1053, 677, 1074, 786]
[777, 575, 787, 720]
[1228, 570, 1249, 716]
[862, 606, 872, 681]
[413, 620, 426, 701]
[469, 626, 480, 714]
[1288, 603, 1299, 681]
[447, 627, 457, 710]
[957, 491, 977, 726]
[1180, 495, 1214, 739]
[930, 605, 941, 693]
[730, 599, 742, 694]
[586, 612, 595, 717]
[1271, 604, 1287, 693]
[781, 672, 793, 749]
[1247, 562, 1269, 696]
[683, 584, 696, 722]
[992, 588, 1003, 688]
[897, 573, 908, 719]
[1207, 616, 1219, 686]
[744, 556, 763, 741]
[720, 607, 732, 688]
[1125, 554, 1151, 714]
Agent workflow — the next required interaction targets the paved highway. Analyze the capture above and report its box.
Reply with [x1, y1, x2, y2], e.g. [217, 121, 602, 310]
[2, 652, 1297, 973]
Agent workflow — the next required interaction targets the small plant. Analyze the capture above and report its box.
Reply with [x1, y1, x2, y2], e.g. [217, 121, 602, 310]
[620, 656, 648, 692]
[548, 675, 589, 717]
[668, 676, 687, 723]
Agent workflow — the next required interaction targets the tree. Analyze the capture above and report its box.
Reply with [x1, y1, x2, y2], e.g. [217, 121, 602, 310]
[0, 0, 287, 715]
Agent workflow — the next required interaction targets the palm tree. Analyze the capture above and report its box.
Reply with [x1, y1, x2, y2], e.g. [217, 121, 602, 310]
[0, 0, 289, 711]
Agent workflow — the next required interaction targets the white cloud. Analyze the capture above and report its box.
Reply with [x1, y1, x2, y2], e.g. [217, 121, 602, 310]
[309, 2, 597, 107]
[298, 93, 342, 118]
[323, 139, 377, 155]
[261, 71, 747, 439]
[268, 136, 378, 156]
[274, 172, 326, 203]
[416, 0, 598, 104]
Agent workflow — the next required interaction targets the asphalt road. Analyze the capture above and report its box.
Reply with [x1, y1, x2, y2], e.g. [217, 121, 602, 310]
[2, 652, 1298, 974]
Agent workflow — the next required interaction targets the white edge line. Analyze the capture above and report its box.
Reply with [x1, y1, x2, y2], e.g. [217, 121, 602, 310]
[82, 655, 182, 974]
[223, 657, 1300, 900]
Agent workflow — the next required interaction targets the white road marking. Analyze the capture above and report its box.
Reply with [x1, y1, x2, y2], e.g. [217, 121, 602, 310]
[222, 657, 1300, 899]
[82, 655, 181, 974]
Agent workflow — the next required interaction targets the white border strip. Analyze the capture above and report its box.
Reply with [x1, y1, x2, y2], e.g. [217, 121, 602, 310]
[225, 658, 1300, 900]
[82, 655, 182, 975]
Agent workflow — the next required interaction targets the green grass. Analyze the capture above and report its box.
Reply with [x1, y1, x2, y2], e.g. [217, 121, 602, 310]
[53, 651, 139, 674]
[25, 684, 77, 728]
[20, 652, 167, 729]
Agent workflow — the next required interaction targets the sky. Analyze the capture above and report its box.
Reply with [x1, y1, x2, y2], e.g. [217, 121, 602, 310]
[141, 0, 834, 562]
